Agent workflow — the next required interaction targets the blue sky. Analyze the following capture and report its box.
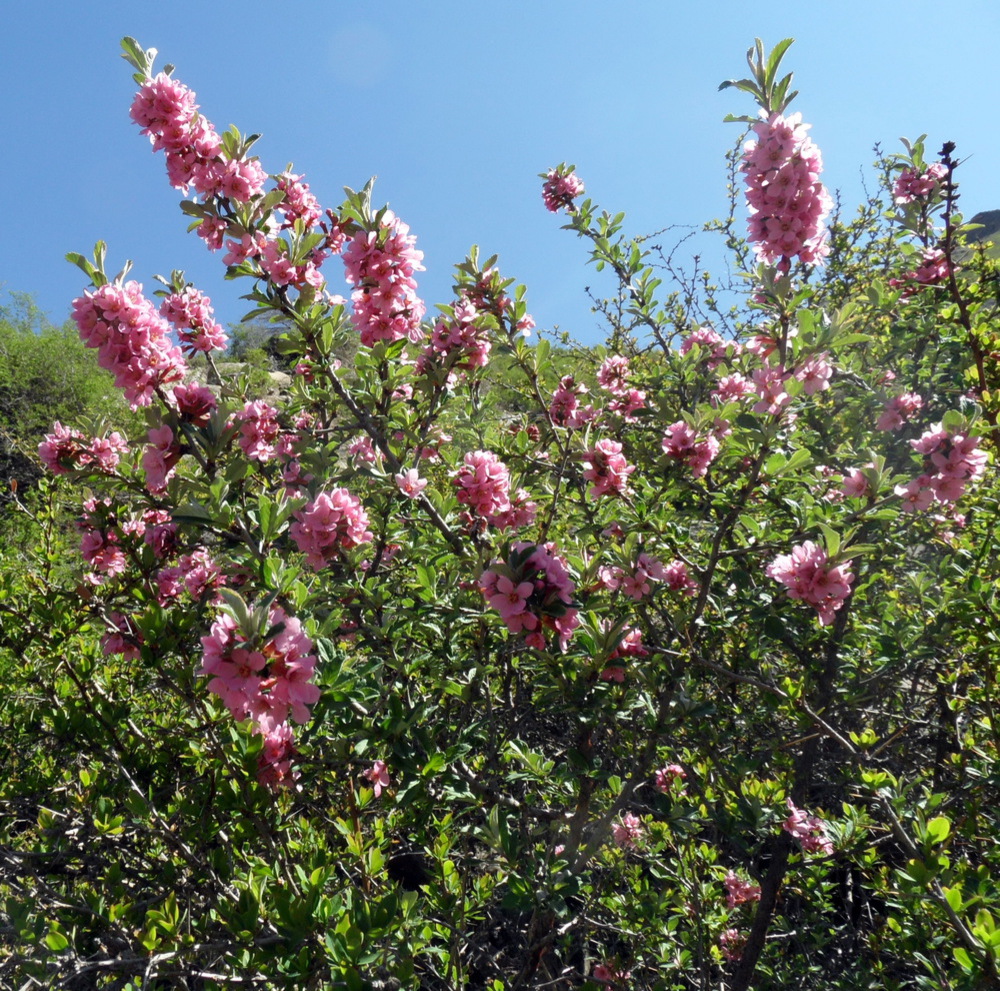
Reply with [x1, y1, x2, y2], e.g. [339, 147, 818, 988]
[5, 1, 999, 344]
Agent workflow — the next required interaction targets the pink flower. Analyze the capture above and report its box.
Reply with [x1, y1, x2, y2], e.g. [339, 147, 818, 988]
[453, 450, 513, 524]
[480, 542, 579, 651]
[343, 210, 426, 347]
[724, 872, 761, 908]
[893, 162, 947, 204]
[767, 541, 854, 626]
[655, 764, 687, 792]
[782, 798, 834, 855]
[662, 422, 721, 478]
[592, 962, 632, 985]
[142, 425, 182, 493]
[719, 928, 747, 963]
[611, 812, 644, 849]
[363, 759, 391, 798]
[743, 111, 832, 270]
[597, 355, 630, 395]
[541, 165, 585, 213]
[395, 469, 428, 499]
[236, 401, 280, 462]
[795, 353, 832, 394]
[290, 488, 373, 570]
[582, 439, 635, 500]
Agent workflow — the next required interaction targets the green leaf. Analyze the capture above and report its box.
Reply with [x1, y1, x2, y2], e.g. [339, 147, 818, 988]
[926, 816, 951, 844]
[45, 929, 69, 952]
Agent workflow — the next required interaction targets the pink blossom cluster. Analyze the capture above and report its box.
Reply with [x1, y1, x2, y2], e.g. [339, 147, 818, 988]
[39, 423, 128, 476]
[661, 421, 721, 478]
[72, 281, 187, 409]
[893, 163, 947, 204]
[611, 812, 644, 849]
[172, 381, 218, 426]
[541, 165, 585, 213]
[77, 499, 127, 585]
[742, 111, 832, 269]
[751, 363, 792, 416]
[889, 247, 951, 292]
[130, 72, 268, 204]
[290, 488, 373, 570]
[200, 605, 319, 790]
[453, 450, 511, 519]
[418, 299, 491, 374]
[782, 798, 834, 855]
[101, 612, 143, 661]
[712, 372, 754, 405]
[142, 425, 182, 492]
[724, 872, 761, 909]
[876, 391, 924, 432]
[680, 326, 730, 368]
[480, 542, 580, 651]
[155, 547, 224, 606]
[274, 170, 324, 229]
[896, 426, 987, 510]
[766, 540, 854, 626]
[600, 624, 648, 682]
[236, 401, 281, 462]
[597, 355, 631, 394]
[654, 764, 686, 792]
[363, 759, 391, 797]
[582, 440, 635, 500]
[592, 962, 632, 986]
[794, 352, 833, 394]
[159, 287, 229, 353]
[719, 928, 747, 963]
[549, 375, 596, 429]
[342, 211, 426, 347]
[599, 552, 683, 601]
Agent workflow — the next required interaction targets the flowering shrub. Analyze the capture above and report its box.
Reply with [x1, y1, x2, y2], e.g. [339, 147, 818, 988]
[3, 35, 1000, 991]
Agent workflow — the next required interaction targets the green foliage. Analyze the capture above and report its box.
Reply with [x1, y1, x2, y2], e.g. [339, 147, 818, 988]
[3, 36, 1000, 991]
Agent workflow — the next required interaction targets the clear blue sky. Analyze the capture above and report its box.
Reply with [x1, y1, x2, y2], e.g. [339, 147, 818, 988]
[5, 1, 999, 344]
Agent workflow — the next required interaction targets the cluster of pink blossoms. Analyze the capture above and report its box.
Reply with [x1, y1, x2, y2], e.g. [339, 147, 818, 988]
[742, 111, 832, 270]
[159, 287, 229, 354]
[343, 211, 426, 347]
[724, 871, 761, 908]
[142, 425, 182, 493]
[290, 488, 373, 570]
[417, 299, 491, 376]
[876, 391, 924, 432]
[611, 812, 644, 849]
[597, 355, 647, 420]
[592, 962, 632, 986]
[582, 440, 635, 500]
[782, 798, 834, 855]
[541, 166, 585, 213]
[719, 928, 747, 963]
[680, 326, 734, 368]
[549, 375, 596, 429]
[889, 247, 951, 293]
[896, 426, 987, 511]
[39, 423, 128, 476]
[893, 163, 947, 204]
[480, 542, 579, 651]
[200, 605, 318, 789]
[453, 450, 536, 531]
[599, 624, 648, 682]
[72, 281, 187, 409]
[654, 764, 687, 792]
[130, 72, 266, 204]
[661, 421, 721, 478]
[767, 541, 854, 626]
[235, 401, 281, 462]
[599, 553, 695, 601]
